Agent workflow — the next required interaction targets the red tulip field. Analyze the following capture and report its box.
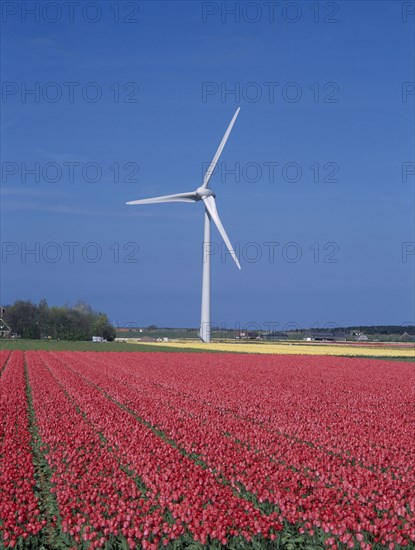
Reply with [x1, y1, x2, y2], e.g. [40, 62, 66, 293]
[1, 350, 414, 549]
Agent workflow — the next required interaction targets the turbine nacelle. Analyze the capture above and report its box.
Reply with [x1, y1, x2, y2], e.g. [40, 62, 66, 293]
[196, 186, 216, 199]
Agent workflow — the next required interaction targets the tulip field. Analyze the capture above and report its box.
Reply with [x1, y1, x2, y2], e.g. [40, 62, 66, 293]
[1, 350, 414, 549]
[134, 341, 415, 358]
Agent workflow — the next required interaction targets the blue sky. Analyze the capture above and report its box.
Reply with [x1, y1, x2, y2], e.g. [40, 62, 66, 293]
[1, 0, 414, 330]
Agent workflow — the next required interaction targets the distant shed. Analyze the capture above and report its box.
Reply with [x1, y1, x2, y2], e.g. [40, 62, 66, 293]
[303, 331, 346, 342]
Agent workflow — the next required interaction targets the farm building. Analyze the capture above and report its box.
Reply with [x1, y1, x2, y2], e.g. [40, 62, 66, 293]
[0, 306, 11, 338]
[303, 330, 347, 342]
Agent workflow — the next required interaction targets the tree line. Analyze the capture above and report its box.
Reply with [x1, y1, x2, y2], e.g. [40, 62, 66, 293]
[3, 300, 116, 341]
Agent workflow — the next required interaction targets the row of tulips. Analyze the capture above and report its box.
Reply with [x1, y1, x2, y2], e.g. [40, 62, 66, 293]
[0, 349, 11, 375]
[25, 351, 177, 549]
[138, 340, 415, 357]
[25, 351, 283, 548]
[0, 351, 45, 547]
[51, 350, 415, 548]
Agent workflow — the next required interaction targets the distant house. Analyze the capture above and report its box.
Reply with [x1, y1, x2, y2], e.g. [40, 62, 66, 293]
[0, 306, 11, 338]
[303, 331, 346, 342]
[0, 320, 11, 338]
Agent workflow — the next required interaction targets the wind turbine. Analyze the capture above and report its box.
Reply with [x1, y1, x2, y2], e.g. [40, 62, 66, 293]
[126, 108, 241, 343]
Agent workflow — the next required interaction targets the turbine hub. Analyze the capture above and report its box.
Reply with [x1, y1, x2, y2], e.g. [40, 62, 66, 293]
[196, 186, 216, 199]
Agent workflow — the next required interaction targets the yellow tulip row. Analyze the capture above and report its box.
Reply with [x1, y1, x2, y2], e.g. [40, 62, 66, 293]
[135, 340, 415, 358]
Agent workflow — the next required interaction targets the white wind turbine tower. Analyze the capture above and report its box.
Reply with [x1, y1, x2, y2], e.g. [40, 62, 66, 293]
[126, 108, 241, 343]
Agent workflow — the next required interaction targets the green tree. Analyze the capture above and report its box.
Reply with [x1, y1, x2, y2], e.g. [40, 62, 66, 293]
[5, 300, 116, 341]
[38, 298, 49, 338]
[5, 301, 40, 338]
[92, 313, 116, 341]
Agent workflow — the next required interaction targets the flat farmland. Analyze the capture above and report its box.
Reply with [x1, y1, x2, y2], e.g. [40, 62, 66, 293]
[1, 350, 414, 549]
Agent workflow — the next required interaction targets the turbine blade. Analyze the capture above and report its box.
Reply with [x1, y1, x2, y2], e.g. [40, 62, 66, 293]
[202, 107, 240, 189]
[203, 195, 241, 270]
[126, 192, 198, 205]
